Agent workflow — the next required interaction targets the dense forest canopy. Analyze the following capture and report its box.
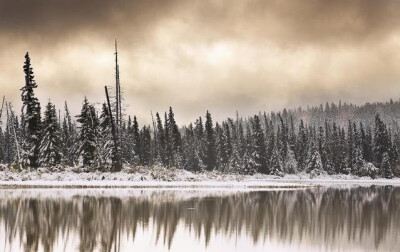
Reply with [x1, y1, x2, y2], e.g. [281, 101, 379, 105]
[1, 53, 400, 179]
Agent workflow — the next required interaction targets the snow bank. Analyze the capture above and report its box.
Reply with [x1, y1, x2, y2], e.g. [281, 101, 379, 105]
[0, 166, 399, 188]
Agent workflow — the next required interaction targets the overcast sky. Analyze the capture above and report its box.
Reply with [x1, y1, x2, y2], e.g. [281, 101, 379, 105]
[1, 0, 400, 124]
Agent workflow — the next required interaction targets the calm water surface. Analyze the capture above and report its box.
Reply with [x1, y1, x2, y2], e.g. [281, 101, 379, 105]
[0, 187, 399, 252]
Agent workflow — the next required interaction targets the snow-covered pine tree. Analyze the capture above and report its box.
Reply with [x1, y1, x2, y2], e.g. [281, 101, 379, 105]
[276, 126, 283, 161]
[339, 127, 350, 174]
[168, 107, 182, 167]
[0, 101, 5, 164]
[347, 120, 355, 172]
[243, 122, 256, 175]
[132, 116, 141, 165]
[317, 126, 327, 170]
[352, 146, 365, 176]
[122, 116, 133, 164]
[39, 101, 62, 167]
[329, 123, 341, 174]
[98, 103, 114, 169]
[289, 116, 296, 150]
[360, 124, 373, 163]
[215, 123, 228, 171]
[155, 113, 167, 166]
[20, 52, 41, 168]
[392, 124, 400, 176]
[381, 152, 393, 179]
[278, 113, 288, 160]
[266, 120, 275, 169]
[373, 114, 391, 167]
[204, 111, 216, 171]
[62, 102, 77, 166]
[182, 123, 202, 171]
[76, 97, 98, 167]
[223, 122, 233, 165]
[194, 117, 206, 171]
[386, 128, 400, 174]
[61, 115, 69, 164]
[227, 117, 242, 173]
[164, 112, 173, 166]
[140, 126, 152, 166]
[270, 145, 284, 176]
[296, 120, 308, 171]
[323, 122, 333, 174]
[305, 140, 324, 178]
[284, 148, 298, 174]
[250, 115, 267, 174]
[0, 127, 4, 164]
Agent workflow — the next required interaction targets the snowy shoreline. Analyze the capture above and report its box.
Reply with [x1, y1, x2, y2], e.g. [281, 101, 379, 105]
[0, 180, 310, 189]
[1, 179, 400, 189]
[1, 166, 400, 188]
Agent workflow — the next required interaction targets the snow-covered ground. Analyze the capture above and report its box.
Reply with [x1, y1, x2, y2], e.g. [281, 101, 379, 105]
[0, 166, 400, 188]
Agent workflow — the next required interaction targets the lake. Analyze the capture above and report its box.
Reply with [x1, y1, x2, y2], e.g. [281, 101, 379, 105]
[0, 186, 399, 251]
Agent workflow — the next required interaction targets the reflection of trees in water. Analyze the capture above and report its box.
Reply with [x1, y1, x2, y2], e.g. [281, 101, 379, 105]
[0, 187, 399, 252]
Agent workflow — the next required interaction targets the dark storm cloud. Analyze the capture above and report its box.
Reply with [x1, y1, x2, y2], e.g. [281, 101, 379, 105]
[1, 0, 400, 124]
[1, 0, 400, 46]
[0, 0, 183, 46]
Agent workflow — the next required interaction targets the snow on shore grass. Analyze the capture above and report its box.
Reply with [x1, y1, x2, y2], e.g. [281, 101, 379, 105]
[0, 165, 399, 188]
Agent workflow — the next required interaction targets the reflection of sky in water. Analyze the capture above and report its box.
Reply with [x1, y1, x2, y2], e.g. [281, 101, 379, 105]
[0, 187, 399, 252]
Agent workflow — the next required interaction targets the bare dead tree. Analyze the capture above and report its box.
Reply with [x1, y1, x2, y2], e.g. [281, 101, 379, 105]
[105, 86, 122, 172]
[0, 96, 5, 122]
[151, 110, 157, 140]
[115, 39, 122, 129]
[6, 102, 22, 169]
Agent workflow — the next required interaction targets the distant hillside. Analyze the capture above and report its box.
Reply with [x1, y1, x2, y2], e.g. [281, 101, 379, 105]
[263, 98, 400, 129]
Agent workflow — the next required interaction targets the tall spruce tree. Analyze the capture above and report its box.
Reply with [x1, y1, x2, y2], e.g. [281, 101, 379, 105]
[373, 114, 391, 167]
[243, 122, 254, 174]
[215, 123, 228, 171]
[164, 112, 173, 166]
[347, 120, 355, 171]
[132, 116, 141, 165]
[140, 126, 152, 166]
[98, 103, 114, 168]
[39, 101, 62, 166]
[278, 113, 288, 160]
[324, 122, 335, 174]
[331, 123, 341, 174]
[183, 123, 202, 171]
[266, 120, 275, 168]
[76, 97, 98, 167]
[339, 127, 350, 174]
[270, 145, 284, 176]
[168, 107, 182, 166]
[381, 152, 393, 178]
[296, 120, 308, 171]
[20, 52, 41, 168]
[353, 146, 365, 176]
[0, 127, 4, 164]
[360, 122, 373, 163]
[194, 117, 206, 170]
[62, 102, 77, 166]
[223, 122, 233, 164]
[250, 115, 267, 174]
[122, 116, 133, 164]
[204, 111, 216, 171]
[306, 140, 324, 177]
[155, 113, 167, 166]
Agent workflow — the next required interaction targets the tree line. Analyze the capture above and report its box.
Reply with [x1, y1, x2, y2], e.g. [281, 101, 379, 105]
[0, 52, 399, 178]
